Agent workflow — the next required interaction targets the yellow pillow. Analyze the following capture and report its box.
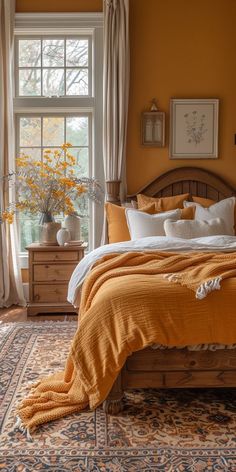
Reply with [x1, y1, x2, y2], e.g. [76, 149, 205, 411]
[192, 196, 215, 207]
[137, 193, 190, 211]
[105, 202, 157, 243]
[180, 206, 195, 219]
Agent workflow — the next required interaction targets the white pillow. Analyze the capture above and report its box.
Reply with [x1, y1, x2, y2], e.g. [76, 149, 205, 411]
[164, 217, 227, 239]
[125, 208, 181, 240]
[184, 197, 235, 235]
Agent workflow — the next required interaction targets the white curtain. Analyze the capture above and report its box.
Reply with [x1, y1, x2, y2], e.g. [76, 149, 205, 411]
[0, 0, 25, 307]
[103, 0, 130, 201]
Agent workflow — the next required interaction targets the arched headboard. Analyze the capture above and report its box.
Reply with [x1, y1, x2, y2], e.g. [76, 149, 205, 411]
[128, 167, 236, 202]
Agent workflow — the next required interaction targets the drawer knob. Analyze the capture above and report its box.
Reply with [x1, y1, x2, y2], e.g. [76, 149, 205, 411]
[189, 360, 196, 367]
[34, 294, 40, 301]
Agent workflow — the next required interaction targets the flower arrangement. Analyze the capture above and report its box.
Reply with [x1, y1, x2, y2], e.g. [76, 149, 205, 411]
[1, 143, 102, 225]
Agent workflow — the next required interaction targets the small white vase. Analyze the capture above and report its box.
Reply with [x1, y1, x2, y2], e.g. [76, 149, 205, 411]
[56, 228, 71, 246]
[64, 214, 81, 241]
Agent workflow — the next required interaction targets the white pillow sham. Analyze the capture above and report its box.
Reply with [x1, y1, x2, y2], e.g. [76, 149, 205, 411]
[164, 217, 227, 239]
[125, 208, 181, 240]
[184, 197, 235, 236]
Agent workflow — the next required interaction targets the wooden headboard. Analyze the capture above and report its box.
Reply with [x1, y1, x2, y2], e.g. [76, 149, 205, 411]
[128, 167, 236, 202]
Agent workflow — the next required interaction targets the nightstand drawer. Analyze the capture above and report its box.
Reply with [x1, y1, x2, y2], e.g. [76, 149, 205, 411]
[34, 251, 79, 262]
[33, 284, 68, 303]
[34, 264, 76, 282]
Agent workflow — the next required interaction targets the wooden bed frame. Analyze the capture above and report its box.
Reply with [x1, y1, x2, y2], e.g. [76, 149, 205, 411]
[103, 167, 236, 414]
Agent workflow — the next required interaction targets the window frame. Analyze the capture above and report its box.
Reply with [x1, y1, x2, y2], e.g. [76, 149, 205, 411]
[14, 12, 104, 268]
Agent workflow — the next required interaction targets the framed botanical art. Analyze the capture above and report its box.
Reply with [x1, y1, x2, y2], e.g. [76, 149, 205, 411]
[141, 111, 165, 147]
[170, 98, 219, 159]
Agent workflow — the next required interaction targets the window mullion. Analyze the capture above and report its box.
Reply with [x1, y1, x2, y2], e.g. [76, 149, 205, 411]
[40, 37, 43, 96]
[64, 37, 66, 96]
[41, 116, 43, 161]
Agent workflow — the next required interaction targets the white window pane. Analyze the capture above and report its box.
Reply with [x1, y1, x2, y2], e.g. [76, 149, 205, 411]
[19, 214, 40, 252]
[66, 39, 88, 67]
[80, 217, 89, 244]
[42, 39, 64, 67]
[69, 148, 88, 176]
[66, 117, 88, 146]
[19, 39, 41, 67]
[43, 117, 64, 146]
[19, 148, 41, 161]
[20, 117, 41, 147]
[19, 69, 41, 96]
[43, 69, 64, 97]
[66, 69, 88, 96]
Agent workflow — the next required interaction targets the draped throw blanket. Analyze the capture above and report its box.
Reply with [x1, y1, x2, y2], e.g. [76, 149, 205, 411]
[17, 251, 236, 433]
[0, 0, 25, 306]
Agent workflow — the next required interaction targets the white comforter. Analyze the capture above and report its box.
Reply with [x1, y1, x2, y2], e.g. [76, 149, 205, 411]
[68, 235, 236, 307]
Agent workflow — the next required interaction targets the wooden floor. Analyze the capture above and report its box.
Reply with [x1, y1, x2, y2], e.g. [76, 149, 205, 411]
[0, 306, 78, 323]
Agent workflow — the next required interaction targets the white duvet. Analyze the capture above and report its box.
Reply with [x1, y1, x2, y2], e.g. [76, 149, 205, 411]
[68, 235, 236, 307]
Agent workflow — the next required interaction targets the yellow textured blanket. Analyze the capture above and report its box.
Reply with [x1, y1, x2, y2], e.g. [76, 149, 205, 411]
[17, 251, 236, 432]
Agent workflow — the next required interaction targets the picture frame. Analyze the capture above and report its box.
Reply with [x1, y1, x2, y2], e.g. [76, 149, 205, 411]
[169, 98, 219, 159]
[141, 111, 165, 147]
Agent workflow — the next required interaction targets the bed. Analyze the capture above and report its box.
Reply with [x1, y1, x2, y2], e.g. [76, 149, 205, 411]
[17, 166, 236, 432]
[100, 167, 236, 414]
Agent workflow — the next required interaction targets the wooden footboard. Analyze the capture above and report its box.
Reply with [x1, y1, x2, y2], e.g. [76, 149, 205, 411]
[103, 347, 236, 413]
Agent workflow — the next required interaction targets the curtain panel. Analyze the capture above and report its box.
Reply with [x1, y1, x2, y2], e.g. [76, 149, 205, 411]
[103, 0, 130, 203]
[0, 0, 25, 307]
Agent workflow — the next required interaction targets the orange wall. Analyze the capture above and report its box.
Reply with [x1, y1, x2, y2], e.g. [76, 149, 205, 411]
[16, 0, 236, 193]
[127, 0, 236, 193]
[16, 0, 102, 12]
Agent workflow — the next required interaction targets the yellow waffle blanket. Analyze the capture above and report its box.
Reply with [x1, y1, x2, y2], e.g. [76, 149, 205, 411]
[17, 251, 236, 431]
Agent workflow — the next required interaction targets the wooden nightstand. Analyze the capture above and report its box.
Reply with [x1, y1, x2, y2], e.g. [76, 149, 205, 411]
[26, 243, 87, 316]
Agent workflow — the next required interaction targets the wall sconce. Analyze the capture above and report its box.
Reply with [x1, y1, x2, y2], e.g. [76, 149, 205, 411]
[141, 99, 165, 147]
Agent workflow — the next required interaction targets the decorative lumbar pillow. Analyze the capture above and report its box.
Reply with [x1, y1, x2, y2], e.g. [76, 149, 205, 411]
[137, 193, 190, 211]
[125, 208, 181, 240]
[164, 217, 228, 239]
[184, 197, 236, 236]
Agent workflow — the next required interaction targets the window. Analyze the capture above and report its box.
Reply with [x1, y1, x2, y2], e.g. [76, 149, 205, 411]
[14, 13, 104, 265]
[17, 37, 91, 97]
[17, 114, 91, 252]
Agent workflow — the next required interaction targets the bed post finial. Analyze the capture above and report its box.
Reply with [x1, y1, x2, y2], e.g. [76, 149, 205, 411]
[106, 180, 121, 204]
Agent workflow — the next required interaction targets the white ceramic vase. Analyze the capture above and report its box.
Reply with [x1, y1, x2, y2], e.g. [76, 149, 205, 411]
[64, 214, 81, 241]
[40, 222, 61, 246]
[56, 227, 71, 246]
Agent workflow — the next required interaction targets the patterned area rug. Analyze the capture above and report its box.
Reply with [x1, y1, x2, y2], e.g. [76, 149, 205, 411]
[1, 322, 236, 471]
